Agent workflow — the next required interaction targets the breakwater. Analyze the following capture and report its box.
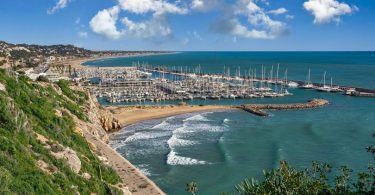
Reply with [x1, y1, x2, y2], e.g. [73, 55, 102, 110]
[238, 99, 329, 116]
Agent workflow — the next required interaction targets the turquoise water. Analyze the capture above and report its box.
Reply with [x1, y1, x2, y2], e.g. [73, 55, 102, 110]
[85, 52, 375, 194]
[84, 52, 375, 88]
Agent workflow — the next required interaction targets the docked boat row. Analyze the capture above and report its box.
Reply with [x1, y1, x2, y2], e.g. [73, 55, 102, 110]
[77, 64, 369, 104]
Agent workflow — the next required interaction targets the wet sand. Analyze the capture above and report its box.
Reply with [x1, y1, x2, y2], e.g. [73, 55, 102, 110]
[106, 105, 235, 128]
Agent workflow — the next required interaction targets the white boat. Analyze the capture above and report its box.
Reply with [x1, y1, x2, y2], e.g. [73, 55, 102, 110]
[284, 68, 299, 87]
[317, 72, 331, 92]
[301, 69, 314, 89]
[287, 81, 299, 88]
[329, 78, 342, 92]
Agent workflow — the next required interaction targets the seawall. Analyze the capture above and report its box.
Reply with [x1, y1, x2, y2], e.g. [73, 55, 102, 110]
[238, 99, 329, 116]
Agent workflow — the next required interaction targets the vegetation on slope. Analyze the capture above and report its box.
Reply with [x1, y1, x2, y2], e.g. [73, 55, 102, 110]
[0, 69, 121, 194]
[232, 141, 375, 195]
[234, 161, 374, 195]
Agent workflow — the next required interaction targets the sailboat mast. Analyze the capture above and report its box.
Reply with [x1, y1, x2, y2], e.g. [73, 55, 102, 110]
[308, 68, 311, 85]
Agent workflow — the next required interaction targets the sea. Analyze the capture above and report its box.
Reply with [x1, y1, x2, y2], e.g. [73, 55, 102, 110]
[83, 52, 375, 194]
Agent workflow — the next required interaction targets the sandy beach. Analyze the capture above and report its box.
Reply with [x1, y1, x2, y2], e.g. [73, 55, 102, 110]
[80, 105, 234, 195]
[64, 52, 178, 69]
[88, 100, 329, 194]
[106, 105, 235, 128]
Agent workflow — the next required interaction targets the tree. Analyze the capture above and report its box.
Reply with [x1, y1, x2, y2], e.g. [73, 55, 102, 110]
[234, 135, 375, 195]
[186, 181, 198, 195]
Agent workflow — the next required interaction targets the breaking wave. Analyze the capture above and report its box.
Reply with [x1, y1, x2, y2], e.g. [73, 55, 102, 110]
[124, 131, 170, 143]
[183, 113, 211, 122]
[167, 134, 197, 148]
[223, 118, 231, 124]
[167, 151, 206, 165]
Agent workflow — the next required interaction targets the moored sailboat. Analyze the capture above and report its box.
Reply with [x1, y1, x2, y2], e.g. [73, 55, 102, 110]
[317, 72, 331, 92]
[301, 68, 314, 89]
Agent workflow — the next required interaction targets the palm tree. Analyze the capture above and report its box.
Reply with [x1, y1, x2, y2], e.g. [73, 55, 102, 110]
[186, 181, 198, 195]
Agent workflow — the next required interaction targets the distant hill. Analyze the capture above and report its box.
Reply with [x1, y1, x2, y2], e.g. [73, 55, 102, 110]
[0, 40, 167, 69]
[0, 41, 94, 68]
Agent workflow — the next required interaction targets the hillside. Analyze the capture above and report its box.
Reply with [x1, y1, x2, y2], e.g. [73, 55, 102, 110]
[0, 69, 127, 194]
[0, 40, 169, 69]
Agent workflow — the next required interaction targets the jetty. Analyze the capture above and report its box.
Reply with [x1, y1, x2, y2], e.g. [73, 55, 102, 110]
[238, 99, 329, 117]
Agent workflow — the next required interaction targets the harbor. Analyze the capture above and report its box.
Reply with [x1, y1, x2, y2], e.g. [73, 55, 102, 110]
[72, 64, 375, 105]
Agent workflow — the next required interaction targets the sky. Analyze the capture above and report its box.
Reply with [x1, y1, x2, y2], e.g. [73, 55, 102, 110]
[0, 0, 374, 51]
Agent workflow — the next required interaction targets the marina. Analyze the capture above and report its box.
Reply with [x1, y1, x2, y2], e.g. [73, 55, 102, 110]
[74, 64, 374, 104]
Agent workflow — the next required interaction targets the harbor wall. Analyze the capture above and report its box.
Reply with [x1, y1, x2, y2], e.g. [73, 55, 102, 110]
[238, 99, 329, 117]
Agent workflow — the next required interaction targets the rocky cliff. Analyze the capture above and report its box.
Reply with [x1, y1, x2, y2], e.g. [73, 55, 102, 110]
[68, 86, 121, 143]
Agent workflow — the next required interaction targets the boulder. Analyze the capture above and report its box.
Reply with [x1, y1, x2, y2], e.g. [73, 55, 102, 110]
[0, 83, 5, 91]
[74, 127, 84, 136]
[82, 172, 91, 180]
[52, 147, 81, 173]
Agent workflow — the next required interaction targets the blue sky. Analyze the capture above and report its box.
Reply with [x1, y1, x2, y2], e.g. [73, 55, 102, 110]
[0, 0, 374, 51]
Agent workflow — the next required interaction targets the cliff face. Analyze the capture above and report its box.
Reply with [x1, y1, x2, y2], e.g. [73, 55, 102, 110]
[66, 84, 121, 143]
[80, 94, 121, 143]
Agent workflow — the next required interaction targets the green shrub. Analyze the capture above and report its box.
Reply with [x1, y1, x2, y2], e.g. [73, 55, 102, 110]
[0, 70, 123, 194]
[234, 161, 374, 195]
[36, 75, 49, 82]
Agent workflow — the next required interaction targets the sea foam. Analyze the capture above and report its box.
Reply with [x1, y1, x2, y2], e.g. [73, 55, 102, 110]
[167, 151, 206, 165]
[183, 113, 211, 122]
[167, 134, 197, 148]
[151, 120, 171, 130]
[223, 118, 231, 124]
[124, 131, 170, 143]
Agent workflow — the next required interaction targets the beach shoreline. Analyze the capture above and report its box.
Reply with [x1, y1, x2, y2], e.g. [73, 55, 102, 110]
[65, 52, 179, 69]
[106, 105, 236, 129]
[94, 100, 329, 194]
[87, 104, 233, 194]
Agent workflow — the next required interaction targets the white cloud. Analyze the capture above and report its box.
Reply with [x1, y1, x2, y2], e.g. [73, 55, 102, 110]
[268, 8, 288, 15]
[285, 14, 294, 19]
[47, 0, 71, 14]
[121, 15, 172, 38]
[211, 0, 288, 39]
[90, 0, 188, 40]
[78, 31, 88, 38]
[118, 0, 188, 15]
[90, 0, 290, 41]
[210, 17, 273, 39]
[191, 0, 222, 11]
[303, 0, 358, 24]
[89, 6, 125, 40]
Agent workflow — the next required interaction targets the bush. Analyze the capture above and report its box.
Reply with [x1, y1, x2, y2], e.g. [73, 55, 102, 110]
[0, 70, 122, 194]
[36, 75, 49, 82]
[234, 160, 374, 194]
